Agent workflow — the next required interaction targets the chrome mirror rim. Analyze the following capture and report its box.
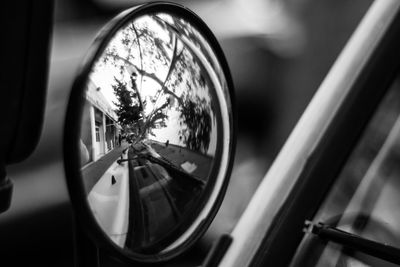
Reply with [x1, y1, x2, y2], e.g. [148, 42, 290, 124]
[64, 1, 236, 263]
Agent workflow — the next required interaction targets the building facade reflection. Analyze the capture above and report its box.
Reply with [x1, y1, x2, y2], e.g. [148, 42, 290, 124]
[80, 79, 122, 166]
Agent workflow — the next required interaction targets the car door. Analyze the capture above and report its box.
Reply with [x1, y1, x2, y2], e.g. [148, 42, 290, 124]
[218, 0, 400, 266]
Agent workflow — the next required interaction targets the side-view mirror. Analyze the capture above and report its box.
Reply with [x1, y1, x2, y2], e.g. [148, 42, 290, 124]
[64, 2, 235, 264]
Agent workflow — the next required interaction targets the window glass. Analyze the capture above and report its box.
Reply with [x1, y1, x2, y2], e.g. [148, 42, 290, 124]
[310, 242, 399, 267]
[291, 78, 400, 266]
[95, 126, 100, 142]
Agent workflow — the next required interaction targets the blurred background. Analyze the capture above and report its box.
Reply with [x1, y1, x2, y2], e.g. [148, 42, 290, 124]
[0, 0, 374, 266]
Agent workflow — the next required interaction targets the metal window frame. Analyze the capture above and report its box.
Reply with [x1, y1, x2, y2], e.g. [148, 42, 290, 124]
[218, 0, 400, 266]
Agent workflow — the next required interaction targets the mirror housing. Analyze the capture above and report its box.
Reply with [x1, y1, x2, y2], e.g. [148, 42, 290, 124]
[64, 2, 236, 264]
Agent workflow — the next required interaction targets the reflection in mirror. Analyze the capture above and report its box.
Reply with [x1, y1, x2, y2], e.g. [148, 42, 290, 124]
[78, 13, 228, 254]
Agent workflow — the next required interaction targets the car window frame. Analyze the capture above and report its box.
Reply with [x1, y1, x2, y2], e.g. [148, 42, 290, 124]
[217, 0, 400, 266]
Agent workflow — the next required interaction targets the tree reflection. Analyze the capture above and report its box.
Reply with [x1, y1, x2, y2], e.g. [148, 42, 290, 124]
[112, 77, 141, 126]
[179, 98, 212, 152]
[97, 14, 215, 154]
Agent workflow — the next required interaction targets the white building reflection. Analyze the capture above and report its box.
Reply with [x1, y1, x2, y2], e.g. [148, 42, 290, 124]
[81, 79, 121, 165]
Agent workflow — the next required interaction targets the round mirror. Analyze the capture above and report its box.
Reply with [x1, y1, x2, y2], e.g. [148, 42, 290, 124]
[64, 2, 235, 263]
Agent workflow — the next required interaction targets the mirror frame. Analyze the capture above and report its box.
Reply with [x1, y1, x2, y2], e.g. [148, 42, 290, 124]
[64, 1, 236, 263]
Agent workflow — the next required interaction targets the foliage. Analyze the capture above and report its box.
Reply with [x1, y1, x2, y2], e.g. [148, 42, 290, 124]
[112, 78, 141, 126]
[179, 98, 212, 152]
[101, 14, 216, 153]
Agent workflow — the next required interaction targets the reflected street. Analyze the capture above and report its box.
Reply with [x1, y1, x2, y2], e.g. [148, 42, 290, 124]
[124, 140, 210, 251]
[84, 138, 212, 251]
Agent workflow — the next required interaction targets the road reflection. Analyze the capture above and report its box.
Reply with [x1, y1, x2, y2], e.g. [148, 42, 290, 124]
[85, 138, 212, 252]
[124, 140, 209, 252]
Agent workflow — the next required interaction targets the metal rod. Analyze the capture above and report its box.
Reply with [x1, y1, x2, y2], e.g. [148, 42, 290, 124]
[310, 222, 400, 265]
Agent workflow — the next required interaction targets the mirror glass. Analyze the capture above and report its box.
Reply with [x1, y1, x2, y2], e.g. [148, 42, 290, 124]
[78, 12, 230, 254]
